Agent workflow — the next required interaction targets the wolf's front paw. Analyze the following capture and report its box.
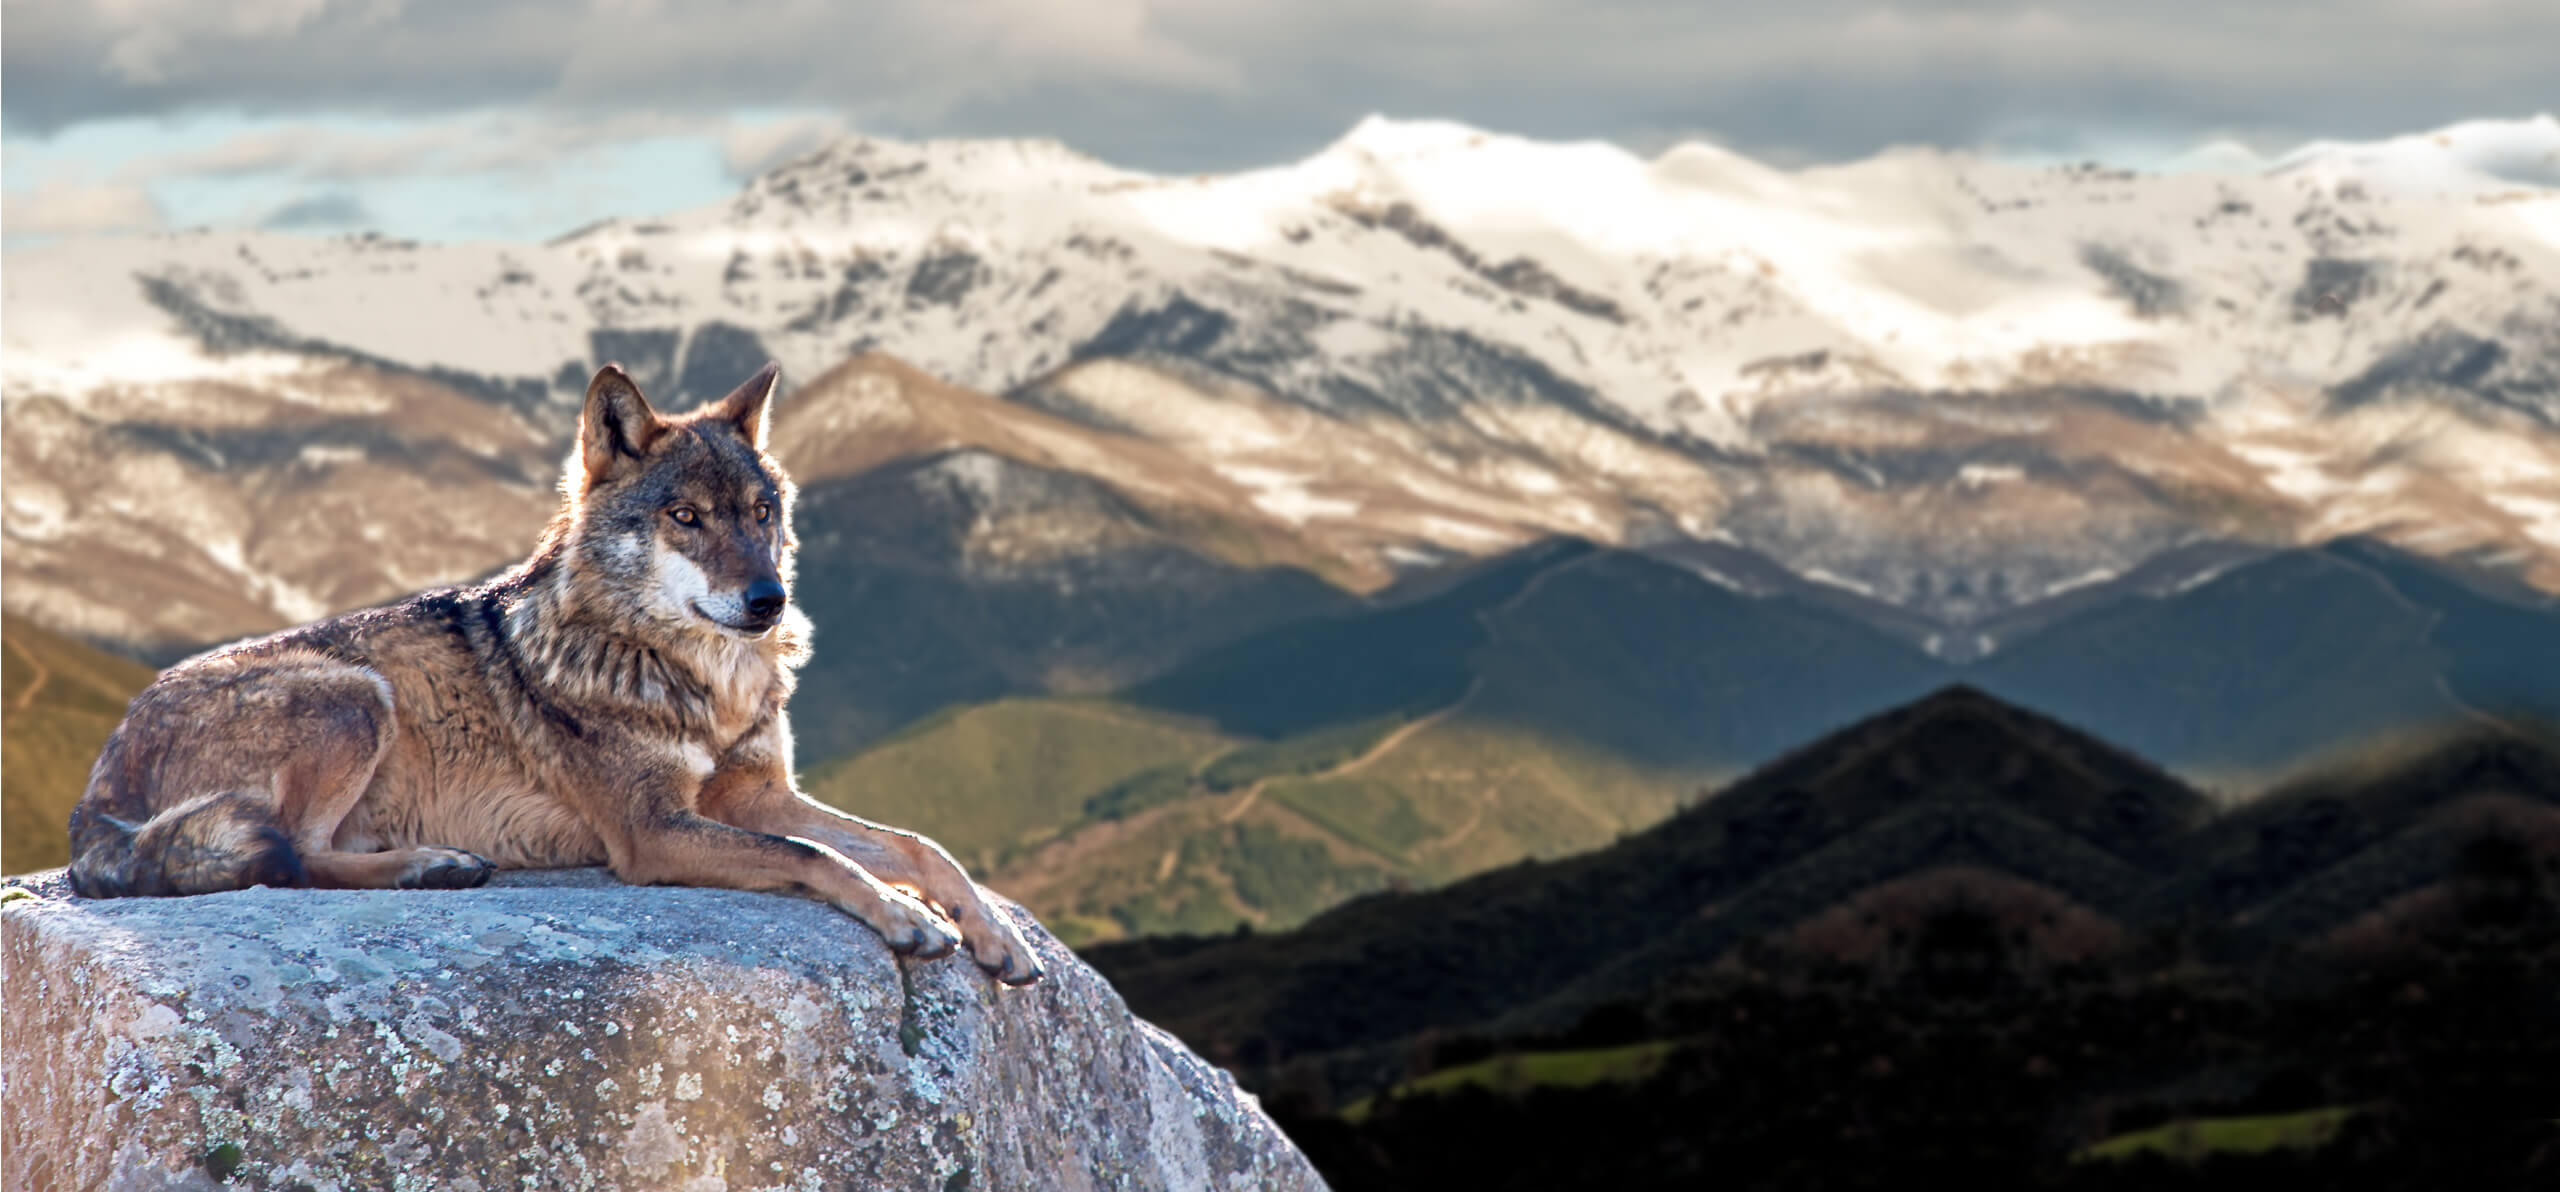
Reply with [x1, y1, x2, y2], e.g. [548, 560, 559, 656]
[870, 887, 962, 960]
[958, 905, 1045, 986]
[398, 847, 495, 890]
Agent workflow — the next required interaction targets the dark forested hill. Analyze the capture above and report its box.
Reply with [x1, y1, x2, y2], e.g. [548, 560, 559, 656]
[1086, 687, 2560, 1187]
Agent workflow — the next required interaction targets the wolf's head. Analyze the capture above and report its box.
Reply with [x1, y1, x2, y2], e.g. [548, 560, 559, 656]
[558, 362, 799, 638]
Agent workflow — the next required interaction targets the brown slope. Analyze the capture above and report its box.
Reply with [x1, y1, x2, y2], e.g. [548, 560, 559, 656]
[2, 349, 1388, 664]
[1, 362, 560, 655]
[2, 616, 155, 873]
[771, 353, 1379, 590]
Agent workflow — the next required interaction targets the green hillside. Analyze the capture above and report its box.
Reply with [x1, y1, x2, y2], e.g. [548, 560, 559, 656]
[804, 690, 1711, 946]
[1342, 1039, 1683, 1122]
[2, 615, 156, 874]
[897, 543, 1947, 944]
[2077, 1106, 2363, 1164]
[1009, 713, 1708, 944]
[1257, 716, 1701, 880]
[800, 697, 1235, 874]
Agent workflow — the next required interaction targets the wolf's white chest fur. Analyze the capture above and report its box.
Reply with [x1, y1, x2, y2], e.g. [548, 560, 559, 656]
[685, 629, 776, 739]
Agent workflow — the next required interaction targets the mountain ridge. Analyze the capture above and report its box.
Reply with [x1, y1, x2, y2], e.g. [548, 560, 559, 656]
[9, 115, 2558, 649]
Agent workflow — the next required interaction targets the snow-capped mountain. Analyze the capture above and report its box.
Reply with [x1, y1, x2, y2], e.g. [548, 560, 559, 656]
[7, 115, 2559, 656]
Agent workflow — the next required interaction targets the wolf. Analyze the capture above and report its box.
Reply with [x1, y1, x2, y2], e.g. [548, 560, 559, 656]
[66, 362, 1041, 985]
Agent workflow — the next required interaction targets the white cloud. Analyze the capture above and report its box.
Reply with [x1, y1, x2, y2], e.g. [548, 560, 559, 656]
[3, 179, 163, 239]
[719, 114, 857, 180]
[101, 111, 708, 185]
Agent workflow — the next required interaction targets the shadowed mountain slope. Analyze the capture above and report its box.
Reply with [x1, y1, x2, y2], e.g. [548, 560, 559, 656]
[1086, 686, 2221, 1060]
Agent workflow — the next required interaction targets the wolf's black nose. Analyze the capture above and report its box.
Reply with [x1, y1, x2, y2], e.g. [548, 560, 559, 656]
[745, 578, 788, 619]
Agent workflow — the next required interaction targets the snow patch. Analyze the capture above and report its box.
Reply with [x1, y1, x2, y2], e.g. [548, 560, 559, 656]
[1220, 465, 1358, 525]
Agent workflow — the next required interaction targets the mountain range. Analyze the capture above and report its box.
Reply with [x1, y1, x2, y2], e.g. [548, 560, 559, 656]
[4, 115, 2556, 938]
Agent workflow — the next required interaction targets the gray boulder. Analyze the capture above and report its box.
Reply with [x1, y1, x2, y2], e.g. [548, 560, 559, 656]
[0, 868, 1325, 1191]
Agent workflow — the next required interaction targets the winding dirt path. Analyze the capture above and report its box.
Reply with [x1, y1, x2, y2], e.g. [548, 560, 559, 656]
[1217, 549, 1604, 828]
[5, 633, 52, 714]
[1217, 704, 1459, 824]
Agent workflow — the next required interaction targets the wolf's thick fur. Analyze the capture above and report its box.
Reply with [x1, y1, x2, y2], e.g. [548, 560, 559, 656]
[67, 363, 1041, 985]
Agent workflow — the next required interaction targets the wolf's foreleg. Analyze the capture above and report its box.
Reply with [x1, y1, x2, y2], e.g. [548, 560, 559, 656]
[698, 745, 1044, 985]
[600, 795, 963, 958]
[766, 802, 1043, 986]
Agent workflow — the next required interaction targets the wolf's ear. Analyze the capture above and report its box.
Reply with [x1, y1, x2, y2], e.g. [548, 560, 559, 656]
[580, 364, 667, 485]
[715, 362, 781, 450]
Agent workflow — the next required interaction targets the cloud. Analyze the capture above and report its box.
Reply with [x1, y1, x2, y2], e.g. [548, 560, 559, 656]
[94, 110, 708, 186]
[1070, 0, 2560, 168]
[1, 1, 1240, 139]
[2, 179, 164, 239]
[88, 0, 360, 85]
[720, 114, 857, 180]
[117, 125, 373, 178]
[4, 1, 2555, 185]
[258, 190, 371, 229]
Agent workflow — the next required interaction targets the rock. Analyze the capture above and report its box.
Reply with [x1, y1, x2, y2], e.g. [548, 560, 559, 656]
[0, 868, 1325, 1191]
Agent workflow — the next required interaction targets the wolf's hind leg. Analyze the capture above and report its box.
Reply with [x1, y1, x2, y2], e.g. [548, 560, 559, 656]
[300, 846, 495, 890]
[269, 663, 493, 891]
[70, 790, 304, 897]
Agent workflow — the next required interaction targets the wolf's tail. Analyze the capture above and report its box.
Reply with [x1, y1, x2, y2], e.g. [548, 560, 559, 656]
[67, 790, 305, 898]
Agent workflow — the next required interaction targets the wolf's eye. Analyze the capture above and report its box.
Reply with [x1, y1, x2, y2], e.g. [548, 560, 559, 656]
[753, 501, 773, 524]
[668, 507, 699, 526]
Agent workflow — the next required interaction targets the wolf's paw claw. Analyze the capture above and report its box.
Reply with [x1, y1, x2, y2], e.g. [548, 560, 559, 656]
[909, 925, 961, 959]
[890, 916, 961, 959]
[966, 911, 1044, 985]
[871, 887, 961, 958]
[401, 848, 495, 890]
[981, 947, 1045, 987]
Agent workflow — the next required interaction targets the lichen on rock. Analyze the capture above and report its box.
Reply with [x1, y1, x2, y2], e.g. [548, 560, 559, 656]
[0, 868, 1324, 1191]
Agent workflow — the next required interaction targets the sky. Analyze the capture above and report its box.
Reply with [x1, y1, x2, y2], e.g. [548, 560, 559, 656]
[5, 0, 2557, 244]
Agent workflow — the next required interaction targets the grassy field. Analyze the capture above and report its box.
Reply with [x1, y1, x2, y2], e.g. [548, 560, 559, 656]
[800, 697, 1235, 875]
[1198, 711, 1418, 792]
[2076, 1106, 2363, 1163]
[1343, 1040, 1683, 1122]
[1260, 717, 1711, 883]
[985, 710, 1705, 944]
[2, 616, 155, 874]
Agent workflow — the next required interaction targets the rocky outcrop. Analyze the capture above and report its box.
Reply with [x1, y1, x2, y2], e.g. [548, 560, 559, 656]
[0, 868, 1324, 1191]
